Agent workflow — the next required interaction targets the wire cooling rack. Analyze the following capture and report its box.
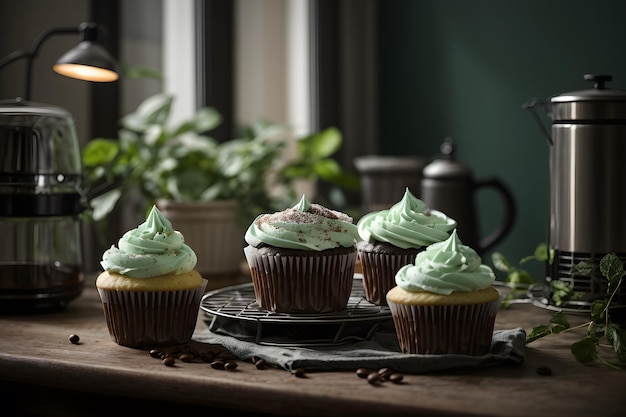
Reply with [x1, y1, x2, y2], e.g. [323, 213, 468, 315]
[200, 276, 393, 346]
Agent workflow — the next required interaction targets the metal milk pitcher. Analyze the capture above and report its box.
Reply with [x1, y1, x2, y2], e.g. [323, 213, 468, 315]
[524, 74, 626, 305]
[420, 138, 516, 255]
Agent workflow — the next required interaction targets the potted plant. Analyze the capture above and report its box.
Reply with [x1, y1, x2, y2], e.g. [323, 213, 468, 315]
[82, 93, 359, 278]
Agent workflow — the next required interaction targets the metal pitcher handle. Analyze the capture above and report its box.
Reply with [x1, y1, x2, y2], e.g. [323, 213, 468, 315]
[474, 178, 516, 253]
[522, 97, 553, 146]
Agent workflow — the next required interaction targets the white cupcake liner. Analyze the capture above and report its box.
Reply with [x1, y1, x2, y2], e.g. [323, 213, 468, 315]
[97, 279, 207, 348]
[244, 246, 357, 313]
[387, 298, 500, 355]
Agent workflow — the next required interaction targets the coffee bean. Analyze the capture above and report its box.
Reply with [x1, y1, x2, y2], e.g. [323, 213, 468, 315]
[254, 359, 267, 369]
[536, 365, 552, 376]
[210, 360, 226, 370]
[162, 356, 176, 367]
[149, 349, 163, 359]
[292, 367, 306, 378]
[378, 367, 393, 380]
[225, 361, 238, 370]
[367, 372, 382, 385]
[356, 368, 371, 379]
[389, 373, 404, 384]
[179, 353, 195, 363]
[68, 334, 80, 344]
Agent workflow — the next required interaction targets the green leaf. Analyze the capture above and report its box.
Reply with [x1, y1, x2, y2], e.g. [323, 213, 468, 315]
[88, 189, 122, 221]
[606, 323, 626, 362]
[492, 252, 513, 272]
[533, 243, 550, 261]
[571, 337, 598, 363]
[526, 325, 551, 344]
[551, 324, 569, 334]
[600, 252, 624, 292]
[574, 260, 596, 276]
[550, 311, 571, 329]
[192, 107, 222, 132]
[507, 270, 535, 286]
[550, 280, 572, 306]
[123, 65, 164, 80]
[121, 94, 173, 131]
[590, 299, 608, 323]
[313, 158, 342, 180]
[297, 127, 342, 159]
[520, 243, 549, 264]
[82, 139, 119, 166]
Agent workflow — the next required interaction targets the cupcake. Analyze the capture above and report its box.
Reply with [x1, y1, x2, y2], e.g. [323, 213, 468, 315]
[244, 195, 359, 313]
[386, 229, 500, 355]
[356, 187, 456, 305]
[96, 205, 207, 348]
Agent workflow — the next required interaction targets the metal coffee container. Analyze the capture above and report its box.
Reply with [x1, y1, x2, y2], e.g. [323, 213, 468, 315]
[525, 74, 626, 305]
[0, 99, 85, 313]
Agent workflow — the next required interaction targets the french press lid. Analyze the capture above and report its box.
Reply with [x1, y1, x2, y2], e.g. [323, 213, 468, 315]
[550, 74, 626, 122]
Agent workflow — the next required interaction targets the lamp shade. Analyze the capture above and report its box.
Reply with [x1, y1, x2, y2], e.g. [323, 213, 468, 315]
[53, 40, 119, 82]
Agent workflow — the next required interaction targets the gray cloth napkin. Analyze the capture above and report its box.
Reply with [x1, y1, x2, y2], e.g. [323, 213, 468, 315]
[194, 323, 526, 374]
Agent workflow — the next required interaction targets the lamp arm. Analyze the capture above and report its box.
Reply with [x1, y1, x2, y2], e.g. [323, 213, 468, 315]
[25, 27, 80, 101]
[0, 26, 80, 101]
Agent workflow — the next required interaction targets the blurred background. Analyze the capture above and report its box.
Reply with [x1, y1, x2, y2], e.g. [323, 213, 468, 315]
[2, 0, 626, 282]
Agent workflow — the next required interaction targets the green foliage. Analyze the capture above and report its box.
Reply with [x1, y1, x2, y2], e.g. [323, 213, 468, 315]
[491, 246, 541, 308]
[492, 243, 550, 287]
[526, 253, 626, 369]
[82, 93, 359, 225]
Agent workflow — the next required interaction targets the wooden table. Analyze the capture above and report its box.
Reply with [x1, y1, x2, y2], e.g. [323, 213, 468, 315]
[1, 276, 625, 417]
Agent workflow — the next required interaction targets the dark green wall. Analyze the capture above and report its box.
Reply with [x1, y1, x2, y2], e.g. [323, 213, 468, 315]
[378, 0, 626, 282]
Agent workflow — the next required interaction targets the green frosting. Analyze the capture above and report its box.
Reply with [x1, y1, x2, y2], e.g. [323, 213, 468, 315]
[100, 205, 197, 278]
[245, 195, 358, 251]
[395, 229, 495, 295]
[357, 188, 456, 249]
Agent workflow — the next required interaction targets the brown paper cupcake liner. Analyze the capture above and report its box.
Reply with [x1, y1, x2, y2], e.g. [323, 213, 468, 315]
[387, 299, 500, 355]
[244, 246, 357, 313]
[97, 279, 207, 348]
[358, 250, 419, 306]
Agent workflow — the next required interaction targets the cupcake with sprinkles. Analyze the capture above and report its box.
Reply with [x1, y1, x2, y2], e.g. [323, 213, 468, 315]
[244, 195, 359, 313]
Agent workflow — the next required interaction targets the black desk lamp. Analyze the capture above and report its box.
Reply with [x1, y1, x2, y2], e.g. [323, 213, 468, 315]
[0, 21, 120, 100]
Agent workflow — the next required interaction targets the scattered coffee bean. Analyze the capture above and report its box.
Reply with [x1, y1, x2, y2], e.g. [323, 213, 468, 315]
[378, 367, 393, 380]
[210, 360, 226, 370]
[254, 358, 267, 369]
[356, 367, 404, 386]
[68, 334, 80, 344]
[149, 349, 163, 359]
[225, 361, 239, 370]
[367, 372, 382, 385]
[536, 365, 552, 376]
[389, 373, 404, 384]
[162, 356, 176, 367]
[179, 353, 195, 363]
[292, 367, 307, 378]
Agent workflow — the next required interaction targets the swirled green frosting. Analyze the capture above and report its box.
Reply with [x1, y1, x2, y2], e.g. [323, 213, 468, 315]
[100, 205, 197, 278]
[245, 195, 358, 251]
[357, 188, 456, 249]
[395, 229, 495, 295]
